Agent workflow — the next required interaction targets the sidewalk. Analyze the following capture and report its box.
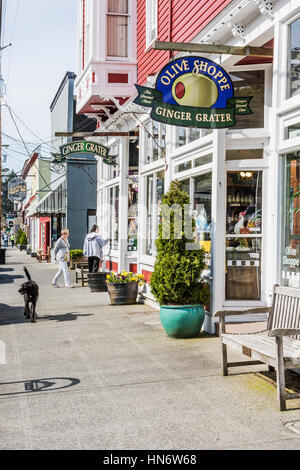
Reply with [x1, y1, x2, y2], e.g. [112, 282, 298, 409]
[1, 247, 300, 449]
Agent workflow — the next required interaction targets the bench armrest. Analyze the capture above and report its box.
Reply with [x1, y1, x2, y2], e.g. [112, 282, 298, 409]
[214, 307, 271, 318]
[269, 328, 300, 337]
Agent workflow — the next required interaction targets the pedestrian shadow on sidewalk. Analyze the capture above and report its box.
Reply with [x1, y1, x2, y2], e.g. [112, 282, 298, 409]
[0, 273, 25, 284]
[0, 304, 28, 326]
[0, 305, 94, 326]
[0, 377, 81, 397]
[39, 313, 94, 322]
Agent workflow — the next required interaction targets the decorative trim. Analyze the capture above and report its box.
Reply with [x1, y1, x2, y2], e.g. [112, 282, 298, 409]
[252, 0, 274, 17]
[228, 22, 245, 40]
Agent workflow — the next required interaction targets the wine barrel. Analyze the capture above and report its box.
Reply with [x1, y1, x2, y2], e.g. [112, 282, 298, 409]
[107, 282, 138, 305]
[87, 272, 110, 292]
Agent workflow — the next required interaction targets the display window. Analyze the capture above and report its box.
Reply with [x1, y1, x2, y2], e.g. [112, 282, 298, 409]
[108, 143, 120, 179]
[144, 121, 166, 165]
[281, 152, 300, 288]
[226, 171, 262, 300]
[176, 128, 212, 148]
[287, 17, 300, 99]
[108, 186, 119, 249]
[145, 170, 164, 255]
[180, 173, 212, 273]
[128, 178, 138, 252]
[229, 70, 265, 129]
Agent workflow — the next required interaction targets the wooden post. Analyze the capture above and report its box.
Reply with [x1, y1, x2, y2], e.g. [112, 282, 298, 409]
[275, 336, 286, 411]
[152, 41, 273, 58]
[221, 316, 228, 376]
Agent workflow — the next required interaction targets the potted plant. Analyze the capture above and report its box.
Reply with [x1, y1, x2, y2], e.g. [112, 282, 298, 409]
[19, 231, 28, 251]
[16, 228, 22, 248]
[106, 271, 144, 304]
[69, 249, 85, 269]
[150, 180, 209, 338]
[87, 270, 111, 292]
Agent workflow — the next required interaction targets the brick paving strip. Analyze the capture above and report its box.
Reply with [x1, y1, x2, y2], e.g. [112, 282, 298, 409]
[0, 247, 300, 449]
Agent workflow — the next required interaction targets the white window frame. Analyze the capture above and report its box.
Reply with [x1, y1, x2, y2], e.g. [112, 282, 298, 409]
[106, 0, 130, 60]
[143, 120, 166, 167]
[146, 0, 158, 50]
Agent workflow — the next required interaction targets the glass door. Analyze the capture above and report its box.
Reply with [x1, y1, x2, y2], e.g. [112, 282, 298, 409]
[225, 171, 263, 300]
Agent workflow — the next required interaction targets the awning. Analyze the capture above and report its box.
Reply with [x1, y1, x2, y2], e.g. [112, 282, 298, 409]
[27, 179, 66, 217]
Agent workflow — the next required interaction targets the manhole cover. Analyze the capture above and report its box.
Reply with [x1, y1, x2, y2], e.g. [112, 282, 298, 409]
[285, 421, 300, 435]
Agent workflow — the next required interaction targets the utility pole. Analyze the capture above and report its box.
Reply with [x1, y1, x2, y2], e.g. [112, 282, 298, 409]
[0, 0, 3, 244]
[0, 0, 12, 245]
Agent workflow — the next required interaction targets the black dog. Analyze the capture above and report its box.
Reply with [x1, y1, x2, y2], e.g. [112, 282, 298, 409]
[18, 267, 39, 322]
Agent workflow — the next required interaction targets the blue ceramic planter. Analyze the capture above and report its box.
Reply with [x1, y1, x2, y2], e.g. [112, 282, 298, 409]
[160, 304, 205, 338]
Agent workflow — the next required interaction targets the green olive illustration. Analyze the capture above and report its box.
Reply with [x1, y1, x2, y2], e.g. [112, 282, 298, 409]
[172, 73, 218, 108]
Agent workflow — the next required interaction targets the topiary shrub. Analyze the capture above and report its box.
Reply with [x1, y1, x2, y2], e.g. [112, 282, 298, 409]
[150, 180, 209, 306]
[69, 249, 84, 259]
[20, 231, 27, 245]
[16, 228, 23, 245]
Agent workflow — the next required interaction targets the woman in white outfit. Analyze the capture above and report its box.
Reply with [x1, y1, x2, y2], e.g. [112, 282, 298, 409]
[51, 229, 74, 288]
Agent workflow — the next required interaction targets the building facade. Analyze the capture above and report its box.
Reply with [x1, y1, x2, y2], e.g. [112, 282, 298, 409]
[75, 0, 300, 333]
[27, 72, 98, 253]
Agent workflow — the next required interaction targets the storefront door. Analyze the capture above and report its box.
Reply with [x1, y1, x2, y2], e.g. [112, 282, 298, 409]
[40, 218, 50, 254]
[225, 171, 263, 300]
[281, 153, 300, 288]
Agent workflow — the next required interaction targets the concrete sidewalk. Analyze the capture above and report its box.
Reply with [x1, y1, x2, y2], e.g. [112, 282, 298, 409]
[1, 247, 300, 449]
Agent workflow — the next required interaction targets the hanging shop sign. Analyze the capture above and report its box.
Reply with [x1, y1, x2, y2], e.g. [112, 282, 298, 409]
[8, 178, 27, 203]
[134, 56, 253, 128]
[51, 140, 117, 166]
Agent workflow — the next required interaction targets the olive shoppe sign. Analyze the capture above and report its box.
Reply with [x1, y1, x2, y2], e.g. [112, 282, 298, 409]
[52, 141, 116, 165]
[134, 56, 253, 128]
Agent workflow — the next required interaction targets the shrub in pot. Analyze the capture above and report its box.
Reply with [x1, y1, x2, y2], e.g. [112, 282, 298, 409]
[69, 249, 85, 269]
[19, 232, 28, 251]
[16, 228, 22, 246]
[106, 271, 144, 305]
[150, 180, 209, 338]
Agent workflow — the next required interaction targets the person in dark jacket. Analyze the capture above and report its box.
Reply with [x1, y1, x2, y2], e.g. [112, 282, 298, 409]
[83, 225, 107, 273]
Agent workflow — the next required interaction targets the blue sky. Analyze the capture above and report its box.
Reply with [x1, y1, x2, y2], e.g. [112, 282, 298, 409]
[1, 0, 78, 172]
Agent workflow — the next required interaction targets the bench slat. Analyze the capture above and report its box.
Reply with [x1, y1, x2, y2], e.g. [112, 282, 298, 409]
[222, 333, 300, 362]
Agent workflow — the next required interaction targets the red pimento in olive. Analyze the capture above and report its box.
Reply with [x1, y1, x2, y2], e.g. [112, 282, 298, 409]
[175, 82, 185, 99]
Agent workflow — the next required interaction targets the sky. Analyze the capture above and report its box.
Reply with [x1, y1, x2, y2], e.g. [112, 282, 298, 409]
[1, 0, 78, 173]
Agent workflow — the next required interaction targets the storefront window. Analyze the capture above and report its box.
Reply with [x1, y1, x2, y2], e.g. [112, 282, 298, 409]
[145, 171, 165, 255]
[285, 122, 300, 139]
[230, 70, 264, 129]
[281, 153, 300, 288]
[288, 18, 300, 99]
[146, 175, 154, 255]
[180, 179, 190, 197]
[175, 161, 192, 173]
[108, 143, 120, 179]
[226, 171, 262, 300]
[128, 178, 138, 252]
[144, 122, 166, 165]
[108, 186, 119, 249]
[176, 128, 212, 147]
[226, 149, 263, 161]
[193, 173, 212, 273]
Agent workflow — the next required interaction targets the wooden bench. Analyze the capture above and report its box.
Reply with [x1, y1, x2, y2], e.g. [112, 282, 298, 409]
[75, 261, 89, 287]
[37, 247, 50, 263]
[215, 285, 300, 411]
